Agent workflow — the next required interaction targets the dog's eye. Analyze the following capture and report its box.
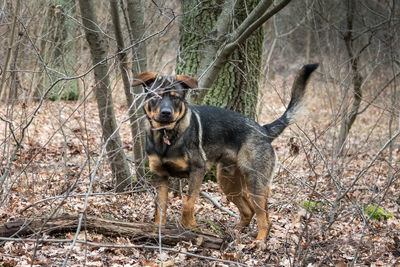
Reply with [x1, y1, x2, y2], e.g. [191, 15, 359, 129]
[169, 91, 181, 99]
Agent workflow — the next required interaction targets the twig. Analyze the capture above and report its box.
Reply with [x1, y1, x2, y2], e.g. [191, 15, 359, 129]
[201, 191, 240, 219]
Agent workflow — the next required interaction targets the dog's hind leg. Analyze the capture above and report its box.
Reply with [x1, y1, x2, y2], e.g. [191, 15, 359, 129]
[153, 175, 169, 226]
[247, 181, 272, 240]
[217, 163, 255, 227]
[238, 142, 275, 241]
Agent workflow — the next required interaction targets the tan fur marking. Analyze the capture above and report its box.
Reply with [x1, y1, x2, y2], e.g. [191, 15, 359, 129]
[154, 182, 168, 226]
[149, 155, 189, 176]
[148, 155, 169, 176]
[177, 107, 191, 133]
[181, 195, 197, 228]
[193, 110, 207, 161]
[217, 164, 255, 227]
[164, 157, 188, 171]
[174, 102, 186, 121]
[150, 120, 177, 130]
[144, 103, 153, 118]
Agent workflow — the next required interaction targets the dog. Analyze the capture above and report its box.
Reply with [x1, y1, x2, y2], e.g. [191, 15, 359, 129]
[132, 64, 318, 240]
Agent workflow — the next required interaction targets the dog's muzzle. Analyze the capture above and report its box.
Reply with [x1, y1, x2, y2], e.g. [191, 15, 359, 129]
[156, 107, 174, 124]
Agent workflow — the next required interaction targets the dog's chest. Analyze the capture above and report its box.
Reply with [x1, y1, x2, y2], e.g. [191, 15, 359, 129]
[148, 153, 189, 178]
[147, 137, 190, 177]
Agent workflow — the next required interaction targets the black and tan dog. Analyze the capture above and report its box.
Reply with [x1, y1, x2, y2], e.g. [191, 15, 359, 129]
[133, 64, 318, 240]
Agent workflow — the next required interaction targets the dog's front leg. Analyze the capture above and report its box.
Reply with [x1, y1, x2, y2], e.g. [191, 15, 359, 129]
[153, 175, 169, 226]
[180, 168, 205, 229]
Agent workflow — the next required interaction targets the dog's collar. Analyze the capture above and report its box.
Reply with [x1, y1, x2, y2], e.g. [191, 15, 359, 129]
[151, 127, 171, 145]
[162, 130, 171, 145]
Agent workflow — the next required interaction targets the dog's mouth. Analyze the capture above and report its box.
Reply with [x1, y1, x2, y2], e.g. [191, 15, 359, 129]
[154, 119, 175, 125]
[152, 116, 177, 127]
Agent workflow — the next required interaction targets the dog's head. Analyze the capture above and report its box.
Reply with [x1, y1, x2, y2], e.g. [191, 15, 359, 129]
[133, 72, 198, 130]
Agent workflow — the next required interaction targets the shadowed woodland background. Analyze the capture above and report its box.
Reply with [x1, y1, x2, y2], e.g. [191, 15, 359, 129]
[0, 0, 399, 265]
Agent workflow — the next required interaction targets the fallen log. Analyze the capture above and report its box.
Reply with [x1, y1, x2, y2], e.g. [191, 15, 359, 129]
[0, 214, 228, 249]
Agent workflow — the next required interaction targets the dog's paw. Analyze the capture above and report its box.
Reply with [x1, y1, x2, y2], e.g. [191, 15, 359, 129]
[180, 216, 197, 229]
[247, 239, 267, 251]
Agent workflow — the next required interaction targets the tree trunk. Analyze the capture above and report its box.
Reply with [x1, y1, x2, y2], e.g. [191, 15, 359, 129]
[126, 0, 147, 179]
[78, 0, 132, 192]
[177, 0, 267, 119]
[337, 0, 364, 154]
[0, 0, 20, 102]
[0, 215, 227, 249]
[109, 0, 145, 180]
[305, 0, 312, 62]
[8, 30, 23, 102]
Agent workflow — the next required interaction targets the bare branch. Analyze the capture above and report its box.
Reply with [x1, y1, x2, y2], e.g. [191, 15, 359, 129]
[201, 191, 240, 218]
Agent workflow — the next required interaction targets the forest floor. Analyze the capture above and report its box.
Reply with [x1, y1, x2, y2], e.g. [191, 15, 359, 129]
[0, 76, 399, 266]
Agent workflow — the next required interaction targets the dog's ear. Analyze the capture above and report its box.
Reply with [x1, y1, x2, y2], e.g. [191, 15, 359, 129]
[132, 72, 157, 87]
[176, 75, 198, 89]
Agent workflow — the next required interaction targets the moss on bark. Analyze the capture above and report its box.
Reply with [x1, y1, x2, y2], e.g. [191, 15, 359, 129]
[177, 0, 263, 119]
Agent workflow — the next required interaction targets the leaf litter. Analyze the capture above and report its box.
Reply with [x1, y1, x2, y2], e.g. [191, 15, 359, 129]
[0, 80, 399, 266]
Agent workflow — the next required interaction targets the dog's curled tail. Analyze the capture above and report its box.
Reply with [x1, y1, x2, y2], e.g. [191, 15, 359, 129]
[263, 63, 319, 142]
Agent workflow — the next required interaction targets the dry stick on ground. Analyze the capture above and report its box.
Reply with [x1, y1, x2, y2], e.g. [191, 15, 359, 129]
[0, 215, 229, 250]
[201, 191, 240, 219]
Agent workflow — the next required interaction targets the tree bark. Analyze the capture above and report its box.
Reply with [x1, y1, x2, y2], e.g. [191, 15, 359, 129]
[337, 0, 364, 154]
[110, 0, 145, 180]
[78, 0, 132, 192]
[176, 0, 291, 119]
[0, 215, 227, 249]
[0, 0, 20, 102]
[126, 0, 147, 179]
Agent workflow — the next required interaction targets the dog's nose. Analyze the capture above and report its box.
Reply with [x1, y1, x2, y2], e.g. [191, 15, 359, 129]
[161, 107, 172, 116]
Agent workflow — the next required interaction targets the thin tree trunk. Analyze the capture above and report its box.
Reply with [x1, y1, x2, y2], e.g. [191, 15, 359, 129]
[305, 0, 312, 62]
[110, 0, 145, 180]
[9, 32, 22, 103]
[337, 0, 364, 154]
[126, 0, 147, 178]
[78, 0, 132, 192]
[0, 0, 20, 102]
[387, 62, 398, 181]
